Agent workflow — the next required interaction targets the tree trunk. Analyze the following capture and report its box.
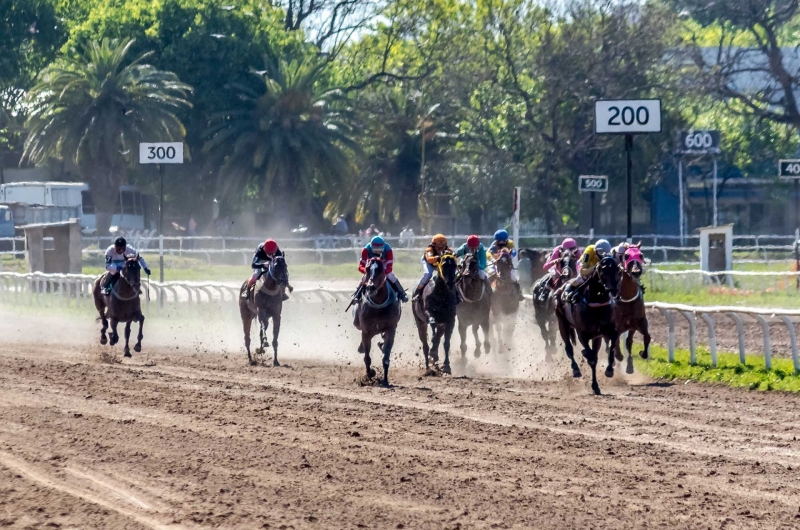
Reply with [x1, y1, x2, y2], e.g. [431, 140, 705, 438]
[87, 168, 122, 248]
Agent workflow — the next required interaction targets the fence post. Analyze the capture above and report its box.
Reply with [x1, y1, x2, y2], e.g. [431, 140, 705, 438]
[779, 315, 799, 375]
[753, 315, 772, 370]
[679, 311, 696, 365]
[699, 313, 717, 367]
[725, 312, 746, 364]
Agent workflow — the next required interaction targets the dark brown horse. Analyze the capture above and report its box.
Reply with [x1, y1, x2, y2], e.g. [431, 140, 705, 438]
[93, 256, 145, 357]
[413, 253, 458, 374]
[518, 248, 548, 292]
[455, 253, 492, 359]
[612, 257, 651, 374]
[532, 252, 577, 360]
[555, 256, 620, 395]
[239, 255, 289, 366]
[353, 257, 401, 386]
[490, 249, 520, 352]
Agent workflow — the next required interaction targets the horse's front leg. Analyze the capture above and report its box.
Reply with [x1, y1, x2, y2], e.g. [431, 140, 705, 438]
[625, 331, 635, 374]
[109, 317, 120, 346]
[481, 317, 492, 356]
[471, 324, 482, 358]
[257, 308, 269, 363]
[442, 319, 454, 375]
[581, 336, 600, 395]
[458, 317, 468, 357]
[430, 323, 443, 366]
[558, 314, 581, 378]
[639, 318, 651, 360]
[362, 331, 375, 379]
[604, 334, 616, 379]
[416, 321, 430, 370]
[123, 321, 132, 357]
[134, 314, 145, 353]
[99, 310, 108, 345]
[381, 328, 396, 386]
[271, 313, 281, 367]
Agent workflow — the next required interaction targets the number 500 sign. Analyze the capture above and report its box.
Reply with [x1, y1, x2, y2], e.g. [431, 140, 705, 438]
[139, 142, 184, 164]
[595, 100, 662, 134]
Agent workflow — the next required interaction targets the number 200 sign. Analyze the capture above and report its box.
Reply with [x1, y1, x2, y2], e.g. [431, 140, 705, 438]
[595, 100, 662, 134]
[139, 142, 184, 164]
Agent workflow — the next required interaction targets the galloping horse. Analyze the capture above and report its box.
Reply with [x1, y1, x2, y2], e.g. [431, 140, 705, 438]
[555, 256, 620, 395]
[612, 248, 651, 374]
[532, 252, 577, 360]
[413, 253, 458, 374]
[490, 249, 520, 352]
[518, 248, 548, 292]
[239, 255, 289, 366]
[93, 256, 145, 357]
[353, 257, 402, 386]
[455, 253, 492, 359]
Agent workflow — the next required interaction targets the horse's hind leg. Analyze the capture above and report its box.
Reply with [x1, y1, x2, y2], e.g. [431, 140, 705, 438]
[481, 319, 491, 355]
[584, 336, 600, 395]
[123, 321, 132, 358]
[442, 321, 454, 375]
[416, 321, 430, 370]
[271, 314, 281, 367]
[458, 318, 468, 357]
[242, 314, 254, 365]
[362, 331, 375, 379]
[134, 314, 145, 353]
[625, 331, 635, 374]
[99, 311, 108, 345]
[109, 318, 120, 346]
[381, 328, 396, 386]
[558, 317, 581, 378]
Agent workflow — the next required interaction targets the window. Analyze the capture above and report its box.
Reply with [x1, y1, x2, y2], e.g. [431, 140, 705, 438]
[81, 191, 95, 214]
[3, 211, 9, 222]
[51, 188, 69, 206]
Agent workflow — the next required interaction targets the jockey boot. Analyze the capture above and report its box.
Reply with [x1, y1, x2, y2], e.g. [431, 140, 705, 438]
[514, 282, 525, 302]
[281, 286, 290, 302]
[101, 274, 118, 295]
[390, 279, 408, 303]
[242, 276, 256, 299]
[412, 285, 424, 302]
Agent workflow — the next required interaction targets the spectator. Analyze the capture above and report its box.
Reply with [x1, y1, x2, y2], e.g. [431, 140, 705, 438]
[333, 215, 348, 236]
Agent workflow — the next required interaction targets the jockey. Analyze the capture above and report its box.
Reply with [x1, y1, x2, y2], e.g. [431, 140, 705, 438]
[543, 237, 581, 276]
[101, 236, 150, 295]
[413, 233, 453, 301]
[358, 236, 408, 303]
[562, 239, 611, 303]
[455, 234, 493, 294]
[242, 239, 292, 301]
[488, 229, 524, 301]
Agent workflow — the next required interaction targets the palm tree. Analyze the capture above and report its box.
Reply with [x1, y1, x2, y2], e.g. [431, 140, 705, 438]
[204, 55, 357, 224]
[23, 38, 192, 236]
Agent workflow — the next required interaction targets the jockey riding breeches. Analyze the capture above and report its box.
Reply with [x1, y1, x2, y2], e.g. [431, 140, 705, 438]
[418, 258, 435, 287]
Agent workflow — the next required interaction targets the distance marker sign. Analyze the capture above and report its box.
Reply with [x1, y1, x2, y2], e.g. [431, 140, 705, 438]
[579, 175, 608, 193]
[779, 160, 800, 179]
[595, 100, 662, 134]
[139, 142, 184, 164]
[677, 130, 720, 154]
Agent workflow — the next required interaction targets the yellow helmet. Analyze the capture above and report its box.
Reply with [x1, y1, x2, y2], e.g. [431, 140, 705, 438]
[432, 234, 447, 245]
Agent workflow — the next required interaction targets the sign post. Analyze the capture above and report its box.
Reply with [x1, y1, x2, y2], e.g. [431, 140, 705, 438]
[139, 142, 184, 291]
[579, 175, 608, 240]
[595, 99, 662, 242]
[779, 159, 800, 288]
[676, 130, 722, 235]
[513, 187, 521, 250]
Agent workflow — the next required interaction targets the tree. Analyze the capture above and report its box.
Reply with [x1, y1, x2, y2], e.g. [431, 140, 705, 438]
[23, 38, 192, 236]
[204, 55, 358, 226]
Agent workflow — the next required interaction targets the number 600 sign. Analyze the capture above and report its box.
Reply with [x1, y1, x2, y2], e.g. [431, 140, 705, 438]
[595, 100, 662, 134]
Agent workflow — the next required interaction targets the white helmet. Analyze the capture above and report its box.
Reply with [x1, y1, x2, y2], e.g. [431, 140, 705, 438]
[594, 239, 611, 256]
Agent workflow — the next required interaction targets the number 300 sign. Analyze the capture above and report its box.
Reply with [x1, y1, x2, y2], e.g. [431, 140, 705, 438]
[139, 142, 184, 164]
[595, 100, 662, 134]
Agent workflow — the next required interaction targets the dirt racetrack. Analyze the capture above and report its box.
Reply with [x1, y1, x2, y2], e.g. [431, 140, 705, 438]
[2, 305, 800, 529]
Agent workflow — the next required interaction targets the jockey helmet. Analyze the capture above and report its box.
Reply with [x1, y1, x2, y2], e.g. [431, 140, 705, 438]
[561, 238, 577, 250]
[594, 239, 611, 256]
[494, 229, 509, 242]
[467, 235, 480, 248]
[432, 234, 447, 245]
[370, 235, 385, 253]
[114, 236, 126, 249]
[263, 239, 278, 254]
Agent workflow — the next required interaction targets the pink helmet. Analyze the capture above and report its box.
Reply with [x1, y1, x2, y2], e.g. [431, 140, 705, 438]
[561, 238, 577, 250]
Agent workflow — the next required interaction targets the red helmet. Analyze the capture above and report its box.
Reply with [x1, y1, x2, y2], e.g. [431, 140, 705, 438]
[467, 235, 480, 248]
[263, 239, 278, 254]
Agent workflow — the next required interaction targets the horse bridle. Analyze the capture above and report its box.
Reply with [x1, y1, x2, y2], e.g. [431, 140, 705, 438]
[616, 267, 643, 303]
[456, 254, 485, 303]
[111, 258, 142, 302]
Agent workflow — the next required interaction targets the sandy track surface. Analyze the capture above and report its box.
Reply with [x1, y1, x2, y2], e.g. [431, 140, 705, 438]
[2, 334, 800, 529]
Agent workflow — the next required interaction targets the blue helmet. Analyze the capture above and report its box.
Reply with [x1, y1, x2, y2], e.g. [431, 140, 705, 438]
[494, 229, 509, 241]
[370, 235, 385, 253]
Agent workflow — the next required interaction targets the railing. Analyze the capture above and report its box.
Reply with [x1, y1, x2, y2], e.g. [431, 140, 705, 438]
[646, 268, 800, 293]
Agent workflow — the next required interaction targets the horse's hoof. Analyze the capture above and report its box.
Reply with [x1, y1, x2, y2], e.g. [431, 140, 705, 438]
[110, 338, 118, 346]
[381, 379, 390, 388]
[133, 344, 141, 353]
[123, 349, 132, 358]
[545, 353, 553, 363]
[255, 347, 265, 355]
[572, 368, 582, 378]
[273, 360, 280, 367]
[474, 348, 481, 359]
[358, 343, 365, 354]
[591, 383, 602, 396]
[100, 336, 107, 346]
[625, 363, 634, 375]
[368, 368, 376, 378]
[639, 349, 648, 360]
[442, 364, 452, 375]
[604, 366, 614, 378]
[248, 358, 257, 366]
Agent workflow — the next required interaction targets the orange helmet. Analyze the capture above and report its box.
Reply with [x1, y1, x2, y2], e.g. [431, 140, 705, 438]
[432, 234, 447, 246]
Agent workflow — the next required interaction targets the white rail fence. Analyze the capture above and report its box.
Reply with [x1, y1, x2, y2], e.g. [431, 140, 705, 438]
[647, 268, 800, 292]
[3, 272, 799, 375]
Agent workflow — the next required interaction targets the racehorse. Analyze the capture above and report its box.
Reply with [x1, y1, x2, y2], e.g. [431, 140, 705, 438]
[612, 248, 651, 374]
[555, 256, 620, 395]
[353, 257, 401, 386]
[490, 249, 520, 352]
[532, 252, 577, 360]
[518, 248, 548, 292]
[413, 253, 458, 374]
[239, 255, 289, 366]
[93, 256, 145, 357]
[455, 253, 492, 359]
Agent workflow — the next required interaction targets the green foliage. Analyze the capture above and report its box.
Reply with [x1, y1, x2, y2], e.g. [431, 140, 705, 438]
[636, 344, 800, 392]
